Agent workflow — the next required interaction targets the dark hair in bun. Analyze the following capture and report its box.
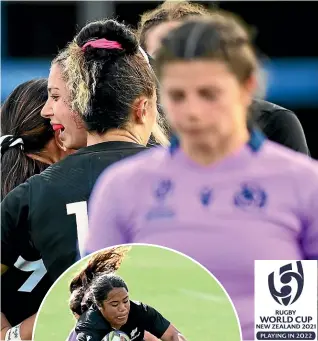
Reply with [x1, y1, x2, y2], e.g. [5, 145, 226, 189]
[76, 19, 138, 59]
[63, 19, 162, 135]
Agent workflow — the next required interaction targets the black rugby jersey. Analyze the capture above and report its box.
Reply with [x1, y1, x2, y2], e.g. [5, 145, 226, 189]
[75, 301, 170, 341]
[1, 249, 52, 325]
[250, 99, 309, 155]
[1, 142, 148, 312]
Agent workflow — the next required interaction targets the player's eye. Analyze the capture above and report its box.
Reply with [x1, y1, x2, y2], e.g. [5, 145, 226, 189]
[123, 299, 128, 304]
[168, 90, 185, 102]
[111, 303, 119, 307]
[50, 95, 59, 101]
[198, 88, 218, 101]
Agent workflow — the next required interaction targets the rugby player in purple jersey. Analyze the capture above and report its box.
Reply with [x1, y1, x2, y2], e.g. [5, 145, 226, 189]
[86, 14, 318, 340]
[137, 1, 309, 156]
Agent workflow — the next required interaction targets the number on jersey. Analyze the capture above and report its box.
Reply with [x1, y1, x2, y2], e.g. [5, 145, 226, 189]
[66, 201, 89, 258]
[14, 257, 47, 292]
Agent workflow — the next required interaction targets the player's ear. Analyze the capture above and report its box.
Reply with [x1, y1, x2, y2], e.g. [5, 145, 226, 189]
[241, 73, 258, 107]
[131, 97, 148, 124]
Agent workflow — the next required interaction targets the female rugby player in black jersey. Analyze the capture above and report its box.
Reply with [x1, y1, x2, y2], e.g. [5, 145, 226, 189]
[1, 19, 169, 340]
[1, 79, 71, 199]
[1, 79, 72, 341]
[67, 247, 161, 341]
[75, 273, 185, 341]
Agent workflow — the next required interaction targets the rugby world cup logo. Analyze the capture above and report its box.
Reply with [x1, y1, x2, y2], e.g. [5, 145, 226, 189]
[268, 261, 304, 306]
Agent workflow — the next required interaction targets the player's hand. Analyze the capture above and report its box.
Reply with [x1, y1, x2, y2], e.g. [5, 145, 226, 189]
[160, 325, 187, 341]
[177, 334, 187, 341]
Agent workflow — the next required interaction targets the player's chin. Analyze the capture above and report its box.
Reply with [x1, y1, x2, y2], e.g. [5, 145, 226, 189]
[181, 127, 212, 142]
[61, 133, 80, 150]
[60, 137, 73, 150]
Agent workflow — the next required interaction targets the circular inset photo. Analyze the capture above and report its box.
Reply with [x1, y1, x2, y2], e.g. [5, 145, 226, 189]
[34, 245, 241, 341]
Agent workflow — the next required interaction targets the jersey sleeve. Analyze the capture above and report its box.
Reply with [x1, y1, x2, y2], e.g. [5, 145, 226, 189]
[85, 167, 134, 255]
[75, 331, 97, 341]
[302, 184, 318, 260]
[137, 302, 171, 338]
[1, 182, 31, 267]
[75, 313, 104, 341]
[65, 329, 78, 341]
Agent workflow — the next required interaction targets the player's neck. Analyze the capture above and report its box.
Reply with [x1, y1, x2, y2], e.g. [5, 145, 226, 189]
[26, 139, 72, 164]
[181, 128, 250, 166]
[26, 150, 66, 165]
[86, 129, 145, 146]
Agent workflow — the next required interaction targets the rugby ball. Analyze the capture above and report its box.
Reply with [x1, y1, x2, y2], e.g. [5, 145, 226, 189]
[101, 331, 130, 341]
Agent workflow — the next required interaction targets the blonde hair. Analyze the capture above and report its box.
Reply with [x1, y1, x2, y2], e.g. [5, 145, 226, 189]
[52, 20, 170, 147]
[152, 116, 170, 146]
[63, 41, 91, 116]
[138, 1, 211, 49]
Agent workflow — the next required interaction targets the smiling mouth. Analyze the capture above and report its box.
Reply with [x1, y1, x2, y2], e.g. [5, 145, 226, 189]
[116, 315, 128, 320]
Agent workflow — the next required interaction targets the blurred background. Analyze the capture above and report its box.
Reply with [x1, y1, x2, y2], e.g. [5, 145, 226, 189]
[1, 1, 317, 158]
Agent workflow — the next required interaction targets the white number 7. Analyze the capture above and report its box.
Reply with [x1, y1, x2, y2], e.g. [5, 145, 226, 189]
[14, 257, 47, 292]
[66, 201, 89, 258]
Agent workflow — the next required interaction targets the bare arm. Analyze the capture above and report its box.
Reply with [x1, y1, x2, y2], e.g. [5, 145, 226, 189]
[160, 325, 188, 341]
[1, 313, 36, 341]
[144, 330, 186, 341]
[1, 313, 11, 340]
[20, 314, 36, 340]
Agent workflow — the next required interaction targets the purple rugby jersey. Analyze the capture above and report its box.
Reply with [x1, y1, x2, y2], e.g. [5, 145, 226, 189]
[66, 329, 77, 341]
[85, 130, 318, 340]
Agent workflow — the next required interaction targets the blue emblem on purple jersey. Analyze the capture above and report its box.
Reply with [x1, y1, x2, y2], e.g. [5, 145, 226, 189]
[234, 183, 267, 209]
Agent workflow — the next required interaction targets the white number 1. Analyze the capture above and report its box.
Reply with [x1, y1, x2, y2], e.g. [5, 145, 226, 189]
[66, 201, 89, 258]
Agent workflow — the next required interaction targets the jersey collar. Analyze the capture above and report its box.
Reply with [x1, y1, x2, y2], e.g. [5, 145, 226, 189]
[169, 128, 266, 156]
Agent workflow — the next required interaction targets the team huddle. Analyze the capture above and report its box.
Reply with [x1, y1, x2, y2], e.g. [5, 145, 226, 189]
[1, 1, 317, 341]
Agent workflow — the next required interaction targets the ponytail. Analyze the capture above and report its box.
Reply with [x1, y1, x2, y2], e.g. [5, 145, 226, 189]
[1, 146, 48, 199]
[69, 246, 131, 292]
[1, 79, 54, 199]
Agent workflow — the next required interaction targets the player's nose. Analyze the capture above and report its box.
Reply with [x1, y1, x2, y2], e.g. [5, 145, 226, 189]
[118, 303, 128, 312]
[184, 104, 202, 122]
[41, 98, 53, 119]
[183, 96, 202, 121]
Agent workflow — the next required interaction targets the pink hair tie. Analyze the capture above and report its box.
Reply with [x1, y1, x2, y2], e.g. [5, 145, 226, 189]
[81, 38, 123, 52]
